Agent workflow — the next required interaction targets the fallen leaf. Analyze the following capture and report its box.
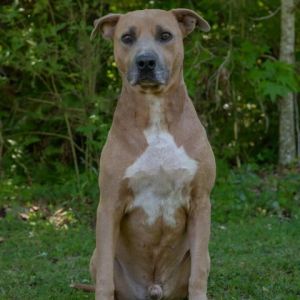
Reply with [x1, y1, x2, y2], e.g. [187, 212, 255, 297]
[19, 212, 29, 221]
[30, 205, 40, 212]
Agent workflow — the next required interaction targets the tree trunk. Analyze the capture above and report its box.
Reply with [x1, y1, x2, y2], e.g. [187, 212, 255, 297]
[278, 0, 296, 165]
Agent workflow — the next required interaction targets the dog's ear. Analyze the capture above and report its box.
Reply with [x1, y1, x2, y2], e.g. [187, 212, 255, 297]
[171, 8, 210, 37]
[91, 14, 122, 40]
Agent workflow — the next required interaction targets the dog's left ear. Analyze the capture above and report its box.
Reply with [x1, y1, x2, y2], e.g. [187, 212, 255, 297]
[171, 8, 210, 37]
[91, 13, 122, 40]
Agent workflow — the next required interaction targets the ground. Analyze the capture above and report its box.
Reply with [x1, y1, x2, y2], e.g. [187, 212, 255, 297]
[1, 205, 299, 300]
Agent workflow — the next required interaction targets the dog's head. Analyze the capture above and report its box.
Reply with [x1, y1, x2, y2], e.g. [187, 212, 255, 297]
[92, 9, 210, 93]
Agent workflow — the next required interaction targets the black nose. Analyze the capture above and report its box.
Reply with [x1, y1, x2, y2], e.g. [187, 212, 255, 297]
[136, 53, 157, 71]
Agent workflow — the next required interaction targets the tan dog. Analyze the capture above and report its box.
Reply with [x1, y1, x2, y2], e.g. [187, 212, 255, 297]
[90, 8, 215, 300]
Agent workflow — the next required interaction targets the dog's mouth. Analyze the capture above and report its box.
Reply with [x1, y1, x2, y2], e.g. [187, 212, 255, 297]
[136, 76, 165, 87]
[127, 71, 168, 89]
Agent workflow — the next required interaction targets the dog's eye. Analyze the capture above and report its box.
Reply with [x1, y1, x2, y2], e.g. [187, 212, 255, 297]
[159, 32, 172, 42]
[121, 34, 135, 45]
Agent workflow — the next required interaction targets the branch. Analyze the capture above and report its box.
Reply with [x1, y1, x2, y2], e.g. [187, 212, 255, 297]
[27, 97, 85, 113]
[250, 6, 281, 21]
[50, 75, 80, 186]
[8, 131, 85, 155]
[261, 54, 277, 61]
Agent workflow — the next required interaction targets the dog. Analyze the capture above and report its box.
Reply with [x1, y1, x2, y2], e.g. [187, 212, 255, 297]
[88, 8, 215, 300]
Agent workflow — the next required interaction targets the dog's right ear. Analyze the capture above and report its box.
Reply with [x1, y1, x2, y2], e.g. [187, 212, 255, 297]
[91, 14, 122, 41]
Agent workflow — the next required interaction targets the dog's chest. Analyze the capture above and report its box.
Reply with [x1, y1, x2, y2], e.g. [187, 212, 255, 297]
[124, 97, 198, 227]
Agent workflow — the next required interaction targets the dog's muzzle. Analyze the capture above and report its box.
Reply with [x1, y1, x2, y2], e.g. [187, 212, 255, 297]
[127, 51, 168, 87]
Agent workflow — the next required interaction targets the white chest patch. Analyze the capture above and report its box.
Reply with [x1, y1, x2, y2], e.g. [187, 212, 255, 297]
[124, 97, 198, 227]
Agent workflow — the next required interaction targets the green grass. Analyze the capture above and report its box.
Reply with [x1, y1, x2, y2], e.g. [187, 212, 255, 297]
[209, 218, 300, 300]
[1, 206, 299, 299]
[0, 207, 94, 300]
[1, 162, 299, 299]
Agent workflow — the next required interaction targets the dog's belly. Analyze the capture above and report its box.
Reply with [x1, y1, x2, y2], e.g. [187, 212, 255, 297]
[116, 209, 191, 299]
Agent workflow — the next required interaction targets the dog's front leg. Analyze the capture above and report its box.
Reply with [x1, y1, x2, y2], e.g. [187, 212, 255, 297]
[94, 189, 122, 300]
[188, 192, 211, 300]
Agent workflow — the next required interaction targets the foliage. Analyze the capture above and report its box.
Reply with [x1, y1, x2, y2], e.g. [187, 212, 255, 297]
[212, 161, 300, 223]
[0, 0, 299, 191]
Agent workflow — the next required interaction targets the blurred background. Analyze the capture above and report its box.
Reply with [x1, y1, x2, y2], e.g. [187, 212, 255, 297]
[0, 1, 300, 299]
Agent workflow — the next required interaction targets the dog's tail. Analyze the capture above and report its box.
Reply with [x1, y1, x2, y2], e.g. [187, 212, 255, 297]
[70, 283, 95, 292]
[148, 284, 163, 300]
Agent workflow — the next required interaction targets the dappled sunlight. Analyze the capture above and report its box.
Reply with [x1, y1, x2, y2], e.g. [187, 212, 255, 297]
[1, 204, 79, 231]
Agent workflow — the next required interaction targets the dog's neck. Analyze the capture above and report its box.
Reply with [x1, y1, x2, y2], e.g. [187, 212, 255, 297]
[114, 76, 188, 131]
